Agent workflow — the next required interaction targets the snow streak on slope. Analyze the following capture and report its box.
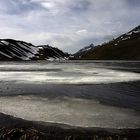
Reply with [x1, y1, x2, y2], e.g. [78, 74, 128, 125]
[0, 39, 67, 60]
[0, 39, 39, 60]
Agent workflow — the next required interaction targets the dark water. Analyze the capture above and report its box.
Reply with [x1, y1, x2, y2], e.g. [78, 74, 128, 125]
[0, 61, 140, 128]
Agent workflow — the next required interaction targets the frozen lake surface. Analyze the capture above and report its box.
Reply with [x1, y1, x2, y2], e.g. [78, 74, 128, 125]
[0, 60, 140, 128]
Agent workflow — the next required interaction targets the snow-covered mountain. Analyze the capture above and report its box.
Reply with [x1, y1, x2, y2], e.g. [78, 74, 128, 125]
[110, 25, 140, 46]
[72, 25, 140, 60]
[0, 39, 67, 60]
[73, 43, 94, 59]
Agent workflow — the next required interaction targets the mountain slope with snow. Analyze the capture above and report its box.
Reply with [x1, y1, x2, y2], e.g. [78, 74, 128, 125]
[73, 44, 94, 59]
[0, 39, 67, 60]
[73, 25, 140, 60]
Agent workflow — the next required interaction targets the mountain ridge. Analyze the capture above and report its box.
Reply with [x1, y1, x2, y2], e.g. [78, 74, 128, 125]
[0, 39, 67, 61]
[0, 25, 140, 61]
[73, 25, 140, 60]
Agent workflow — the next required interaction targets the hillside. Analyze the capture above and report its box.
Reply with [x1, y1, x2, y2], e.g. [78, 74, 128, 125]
[74, 25, 140, 60]
[74, 44, 94, 59]
[0, 39, 67, 61]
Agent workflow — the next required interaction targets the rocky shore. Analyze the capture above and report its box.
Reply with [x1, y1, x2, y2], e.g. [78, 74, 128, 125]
[0, 113, 139, 140]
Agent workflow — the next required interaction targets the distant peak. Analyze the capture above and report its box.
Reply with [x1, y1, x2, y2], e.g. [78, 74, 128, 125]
[89, 43, 94, 47]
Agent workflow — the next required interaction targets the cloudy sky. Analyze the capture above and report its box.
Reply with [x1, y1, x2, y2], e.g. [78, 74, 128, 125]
[0, 0, 140, 53]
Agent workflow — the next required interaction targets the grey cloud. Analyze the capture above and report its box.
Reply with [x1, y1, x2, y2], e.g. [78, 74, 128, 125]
[69, 0, 91, 12]
[0, 0, 45, 15]
[0, 0, 139, 53]
[125, 0, 140, 8]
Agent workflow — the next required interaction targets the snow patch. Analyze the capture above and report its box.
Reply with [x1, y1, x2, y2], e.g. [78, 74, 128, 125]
[1, 41, 9, 45]
[0, 51, 12, 58]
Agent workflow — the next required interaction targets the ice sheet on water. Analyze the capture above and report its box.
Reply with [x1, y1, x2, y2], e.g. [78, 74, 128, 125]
[0, 65, 140, 84]
[0, 62, 140, 128]
[0, 95, 139, 128]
